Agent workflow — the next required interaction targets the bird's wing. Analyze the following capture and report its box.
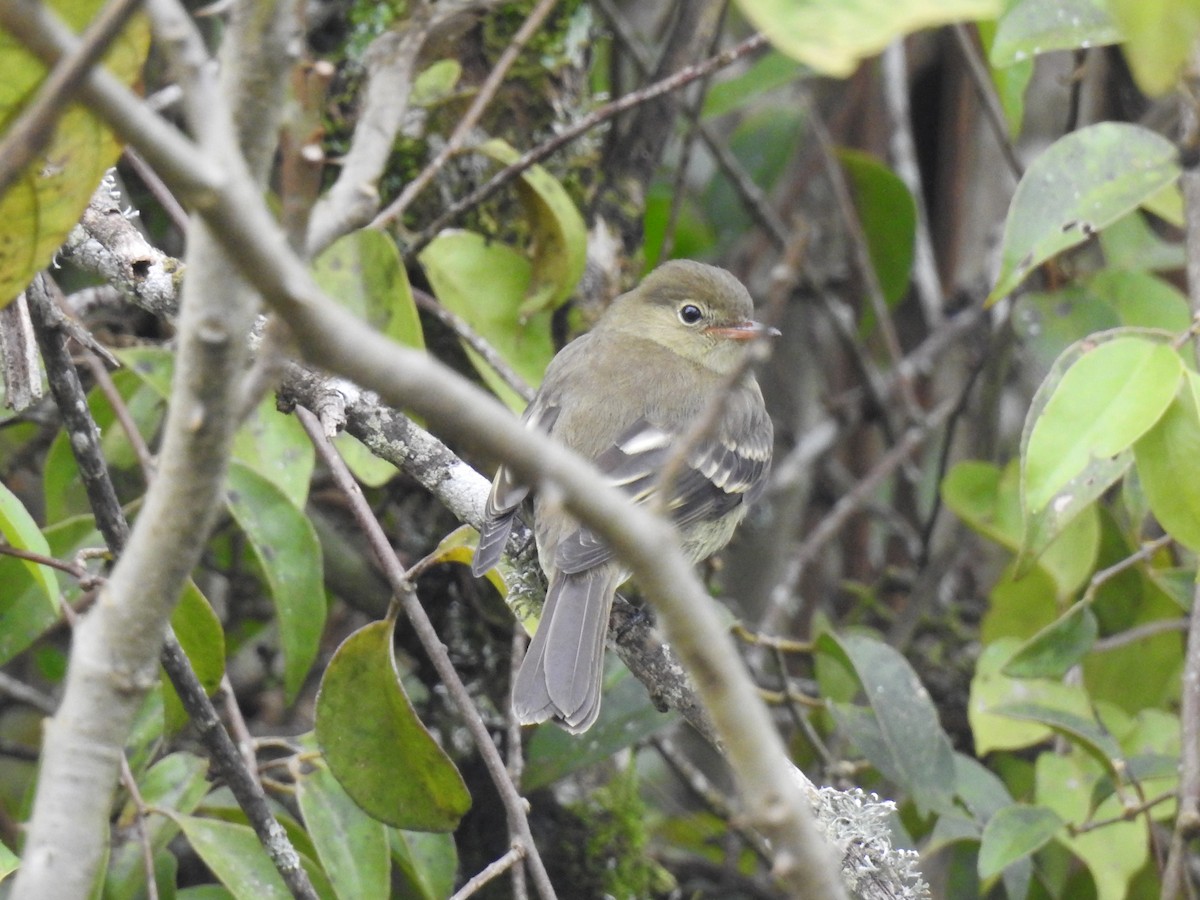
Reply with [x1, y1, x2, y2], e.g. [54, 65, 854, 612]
[471, 400, 561, 576]
[554, 411, 772, 574]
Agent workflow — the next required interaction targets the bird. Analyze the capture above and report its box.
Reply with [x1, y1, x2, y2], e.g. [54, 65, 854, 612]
[472, 259, 775, 733]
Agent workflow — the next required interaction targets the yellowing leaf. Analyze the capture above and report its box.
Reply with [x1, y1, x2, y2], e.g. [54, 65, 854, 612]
[0, 3, 150, 305]
[735, 0, 1000, 77]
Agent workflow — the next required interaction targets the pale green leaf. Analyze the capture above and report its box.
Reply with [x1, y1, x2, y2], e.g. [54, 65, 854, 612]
[735, 0, 1000, 78]
[978, 804, 1063, 879]
[990, 124, 1180, 302]
[225, 462, 326, 702]
[1022, 335, 1181, 516]
[1133, 371, 1200, 551]
[297, 763, 389, 900]
[0, 4, 149, 305]
[1106, 0, 1200, 96]
[991, 0, 1121, 67]
[474, 139, 587, 318]
[419, 230, 552, 411]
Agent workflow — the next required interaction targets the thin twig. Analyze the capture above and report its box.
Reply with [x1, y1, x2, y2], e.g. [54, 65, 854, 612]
[804, 96, 921, 422]
[403, 32, 770, 259]
[413, 288, 534, 401]
[372, 0, 560, 229]
[296, 406, 559, 900]
[119, 755, 160, 900]
[27, 273, 318, 900]
[771, 398, 958, 614]
[449, 846, 526, 900]
[124, 146, 190, 234]
[951, 24, 1024, 180]
[81, 351, 156, 477]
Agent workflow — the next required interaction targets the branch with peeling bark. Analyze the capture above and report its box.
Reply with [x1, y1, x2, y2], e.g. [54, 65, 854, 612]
[2, 1, 844, 896]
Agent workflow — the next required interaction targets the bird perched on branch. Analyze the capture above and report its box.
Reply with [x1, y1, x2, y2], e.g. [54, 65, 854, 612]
[472, 259, 775, 733]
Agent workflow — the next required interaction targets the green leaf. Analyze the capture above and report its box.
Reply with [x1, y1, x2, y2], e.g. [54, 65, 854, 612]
[1134, 372, 1200, 551]
[1034, 753, 1148, 900]
[315, 620, 471, 831]
[1106, 0, 1200, 96]
[410, 59, 461, 108]
[331, 431, 397, 488]
[390, 830, 458, 900]
[0, 481, 57, 617]
[523, 667, 678, 792]
[232, 398, 315, 510]
[978, 803, 1063, 879]
[1022, 335, 1181, 517]
[163, 582, 226, 732]
[107, 752, 210, 900]
[311, 230, 424, 350]
[0, 841, 17, 881]
[176, 816, 292, 900]
[734, 0, 1000, 78]
[702, 50, 803, 119]
[994, 702, 1123, 779]
[419, 230, 553, 411]
[817, 632, 956, 811]
[990, 123, 1180, 302]
[1086, 270, 1192, 332]
[0, 4, 150, 306]
[297, 762, 389, 900]
[474, 139, 587, 318]
[225, 462, 326, 702]
[837, 149, 916, 309]
[969, 639, 1094, 754]
[942, 459, 1099, 599]
[978, 18, 1033, 136]
[991, 0, 1121, 67]
[1002, 603, 1097, 679]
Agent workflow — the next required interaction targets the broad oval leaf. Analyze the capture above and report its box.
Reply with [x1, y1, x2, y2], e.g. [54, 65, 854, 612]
[0, 8, 150, 306]
[162, 581, 226, 732]
[990, 123, 1180, 302]
[176, 816, 300, 900]
[837, 149, 916, 310]
[474, 139, 587, 319]
[315, 619, 471, 831]
[312, 229, 424, 350]
[297, 762, 389, 900]
[1022, 335, 1181, 517]
[817, 632, 956, 812]
[1134, 372, 1200, 551]
[225, 462, 326, 702]
[978, 803, 1063, 879]
[419, 230, 552, 411]
[0, 481, 57, 616]
[993, 702, 1123, 779]
[390, 829, 458, 900]
[1002, 603, 1097, 679]
[735, 0, 1000, 78]
[1107, 0, 1200, 96]
[991, 0, 1121, 67]
[523, 668, 678, 792]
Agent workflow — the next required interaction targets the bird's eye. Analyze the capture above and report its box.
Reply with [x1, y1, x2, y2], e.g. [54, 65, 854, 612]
[678, 304, 703, 325]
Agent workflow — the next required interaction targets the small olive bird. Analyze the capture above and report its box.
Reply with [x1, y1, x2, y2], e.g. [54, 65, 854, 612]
[472, 260, 775, 733]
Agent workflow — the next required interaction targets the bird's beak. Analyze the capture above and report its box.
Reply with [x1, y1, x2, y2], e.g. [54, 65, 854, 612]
[704, 320, 781, 342]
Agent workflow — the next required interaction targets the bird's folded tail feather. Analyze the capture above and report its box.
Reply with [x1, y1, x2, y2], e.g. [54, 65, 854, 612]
[511, 567, 619, 734]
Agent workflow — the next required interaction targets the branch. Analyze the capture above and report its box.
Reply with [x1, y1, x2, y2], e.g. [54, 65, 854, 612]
[297, 406, 558, 900]
[3, 4, 844, 895]
[403, 31, 769, 259]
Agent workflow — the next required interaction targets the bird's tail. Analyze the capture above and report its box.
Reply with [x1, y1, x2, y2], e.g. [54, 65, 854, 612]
[511, 566, 619, 734]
